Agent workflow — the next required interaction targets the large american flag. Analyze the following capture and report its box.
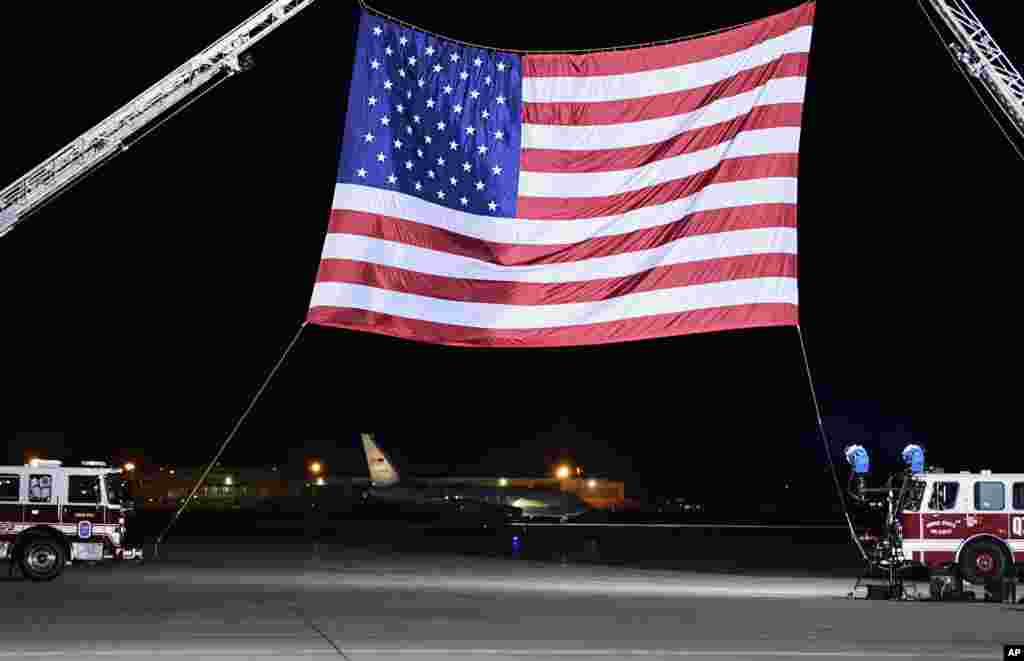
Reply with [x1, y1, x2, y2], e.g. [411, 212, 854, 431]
[308, 2, 814, 347]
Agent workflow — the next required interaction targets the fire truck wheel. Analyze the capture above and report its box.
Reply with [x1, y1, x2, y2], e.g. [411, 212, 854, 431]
[18, 535, 66, 582]
[958, 538, 1009, 585]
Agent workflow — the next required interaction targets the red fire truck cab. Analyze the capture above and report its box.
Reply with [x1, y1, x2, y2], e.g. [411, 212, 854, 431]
[0, 459, 143, 581]
[898, 470, 1024, 585]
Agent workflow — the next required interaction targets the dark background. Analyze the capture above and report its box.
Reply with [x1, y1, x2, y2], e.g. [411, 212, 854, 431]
[3, 2, 1020, 497]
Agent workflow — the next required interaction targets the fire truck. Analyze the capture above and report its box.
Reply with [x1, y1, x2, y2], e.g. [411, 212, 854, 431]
[0, 460, 143, 581]
[845, 445, 1024, 601]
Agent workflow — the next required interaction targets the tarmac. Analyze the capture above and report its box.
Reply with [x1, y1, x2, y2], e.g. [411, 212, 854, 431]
[0, 537, 1020, 660]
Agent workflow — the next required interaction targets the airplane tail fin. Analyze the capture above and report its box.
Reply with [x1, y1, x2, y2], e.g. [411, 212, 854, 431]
[361, 433, 400, 487]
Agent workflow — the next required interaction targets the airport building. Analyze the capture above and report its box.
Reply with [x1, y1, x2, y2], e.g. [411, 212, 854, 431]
[129, 466, 627, 510]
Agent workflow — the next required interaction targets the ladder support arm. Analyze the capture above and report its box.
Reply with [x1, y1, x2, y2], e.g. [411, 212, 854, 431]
[0, 0, 318, 239]
[926, 0, 1024, 143]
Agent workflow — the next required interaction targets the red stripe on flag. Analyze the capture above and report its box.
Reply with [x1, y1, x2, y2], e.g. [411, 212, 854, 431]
[522, 54, 808, 127]
[325, 204, 797, 267]
[314, 254, 797, 305]
[522, 3, 814, 79]
[521, 105, 803, 173]
[307, 303, 799, 348]
[517, 154, 798, 220]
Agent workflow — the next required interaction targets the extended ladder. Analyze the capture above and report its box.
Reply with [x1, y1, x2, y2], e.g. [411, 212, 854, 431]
[0, 0, 318, 238]
[926, 0, 1024, 144]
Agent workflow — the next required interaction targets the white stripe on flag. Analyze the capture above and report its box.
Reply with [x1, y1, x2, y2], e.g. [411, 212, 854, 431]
[518, 127, 800, 198]
[309, 277, 798, 329]
[522, 77, 807, 151]
[319, 227, 797, 283]
[521, 26, 813, 104]
[332, 178, 798, 245]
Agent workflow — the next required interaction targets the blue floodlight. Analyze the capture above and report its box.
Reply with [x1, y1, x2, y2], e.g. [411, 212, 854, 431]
[901, 444, 925, 474]
[844, 444, 870, 474]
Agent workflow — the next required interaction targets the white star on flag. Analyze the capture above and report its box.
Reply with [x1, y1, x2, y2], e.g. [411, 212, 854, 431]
[393, 139, 403, 149]
[383, 80, 393, 90]
[368, 96, 377, 106]
[449, 176, 458, 185]
[380, 115, 390, 125]
[488, 200, 498, 211]
[376, 152, 386, 162]
[475, 181, 485, 191]
[437, 156, 445, 166]
[356, 168, 367, 177]
[460, 196, 469, 206]
[425, 46, 435, 56]
[462, 162, 472, 172]
[364, 132, 374, 142]
[373, 26, 382, 36]
[492, 165, 503, 175]
[477, 145, 488, 155]
[474, 57, 483, 67]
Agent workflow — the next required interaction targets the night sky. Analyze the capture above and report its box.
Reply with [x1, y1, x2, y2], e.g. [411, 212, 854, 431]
[3, 2, 1021, 494]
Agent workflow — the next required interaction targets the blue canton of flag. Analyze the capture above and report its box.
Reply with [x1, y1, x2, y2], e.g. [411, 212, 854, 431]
[337, 11, 522, 217]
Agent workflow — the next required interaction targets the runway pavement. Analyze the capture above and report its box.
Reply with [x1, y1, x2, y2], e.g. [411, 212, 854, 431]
[0, 539, 1020, 660]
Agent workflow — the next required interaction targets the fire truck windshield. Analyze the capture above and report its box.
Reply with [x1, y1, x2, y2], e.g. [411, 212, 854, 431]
[105, 474, 130, 505]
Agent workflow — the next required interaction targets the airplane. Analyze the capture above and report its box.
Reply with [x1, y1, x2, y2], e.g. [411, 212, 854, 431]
[360, 434, 591, 524]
